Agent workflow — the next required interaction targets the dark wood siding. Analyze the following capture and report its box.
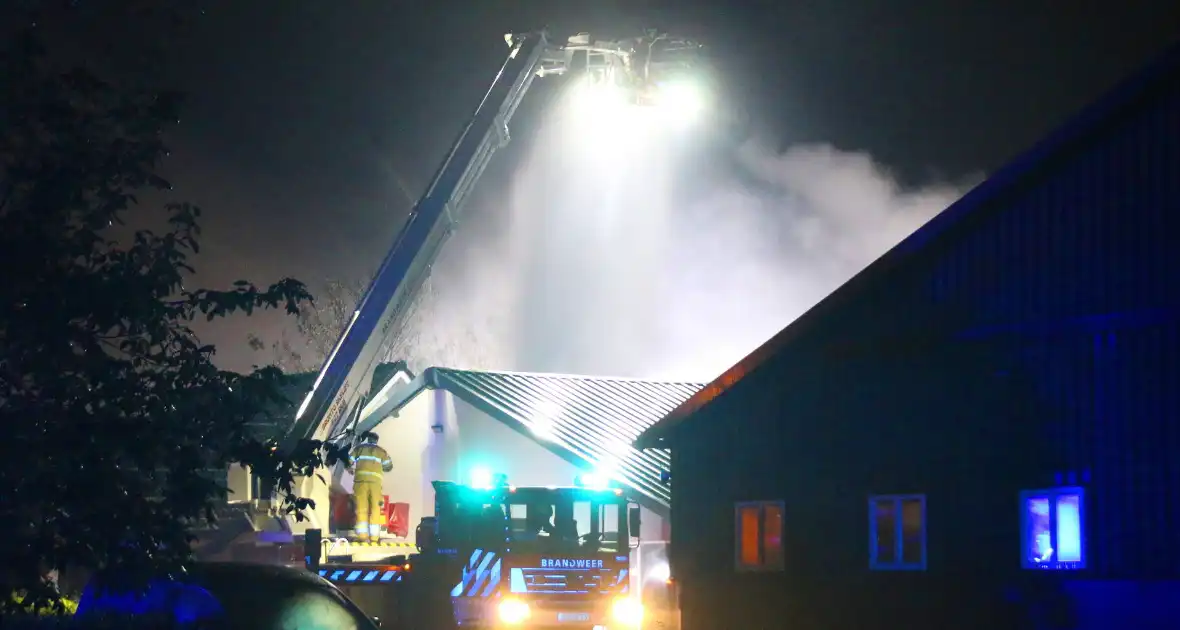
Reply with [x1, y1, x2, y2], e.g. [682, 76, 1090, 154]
[671, 330, 1037, 629]
[666, 50, 1180, 630]
[919, 67, 1180, 578]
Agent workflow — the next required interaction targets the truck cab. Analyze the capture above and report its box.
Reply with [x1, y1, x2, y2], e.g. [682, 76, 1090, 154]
[309, 475, 645, 629]
[428, 479, 645, 628]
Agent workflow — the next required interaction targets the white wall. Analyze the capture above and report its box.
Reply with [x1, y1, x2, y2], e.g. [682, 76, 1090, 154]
[361, 388, 667, 547]
[445, 395, 581, 488]
[226, 464, 252, 502]
[639, 505, 664, 542]
[363, 388, 436, 538]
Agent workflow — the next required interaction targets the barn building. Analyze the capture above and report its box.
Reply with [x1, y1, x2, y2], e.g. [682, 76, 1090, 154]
[635, 43, 1180, 630]
[223, 362, 701, 582]
[347, 364, 700, 549]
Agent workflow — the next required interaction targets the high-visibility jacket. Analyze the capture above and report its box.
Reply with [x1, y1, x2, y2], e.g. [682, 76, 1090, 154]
[352, 442, 392, 482]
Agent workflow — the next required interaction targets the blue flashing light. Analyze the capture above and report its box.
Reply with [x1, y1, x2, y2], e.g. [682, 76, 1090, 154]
[574, 473, 610, 490]
[470, 467, 493, 489]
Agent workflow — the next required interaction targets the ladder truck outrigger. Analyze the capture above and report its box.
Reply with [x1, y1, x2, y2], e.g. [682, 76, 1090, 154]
[255, 29, 703, 630]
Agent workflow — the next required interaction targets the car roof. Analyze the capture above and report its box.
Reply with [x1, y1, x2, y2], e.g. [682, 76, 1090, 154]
[190, 562, 329, 588]
[77, 562, 344, 620]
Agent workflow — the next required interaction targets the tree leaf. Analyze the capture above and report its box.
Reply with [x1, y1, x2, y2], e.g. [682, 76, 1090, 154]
[0, 26, 329, 610]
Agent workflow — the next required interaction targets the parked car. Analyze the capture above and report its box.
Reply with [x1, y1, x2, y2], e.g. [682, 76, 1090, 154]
[76, 562, 382, 630]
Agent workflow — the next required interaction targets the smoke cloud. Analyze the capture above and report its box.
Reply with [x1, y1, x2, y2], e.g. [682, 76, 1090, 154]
[407, 90, 973, 383]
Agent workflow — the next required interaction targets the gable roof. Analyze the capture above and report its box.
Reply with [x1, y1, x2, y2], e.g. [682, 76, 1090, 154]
[635, 39, 1180, 449]
[356, 366, 704, 514]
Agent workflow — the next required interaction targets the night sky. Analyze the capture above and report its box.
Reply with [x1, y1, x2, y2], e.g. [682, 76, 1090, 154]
[11, 0, 1178, 372]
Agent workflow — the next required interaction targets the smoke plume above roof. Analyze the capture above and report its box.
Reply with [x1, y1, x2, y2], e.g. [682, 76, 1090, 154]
[409, 94, 973, 382]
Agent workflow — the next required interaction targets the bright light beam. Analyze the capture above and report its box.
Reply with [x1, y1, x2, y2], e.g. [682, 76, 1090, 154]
[569, 76, 630, 117]
[653, 79, 706, 124]
[563, 77, 650, 146]
[567, 74, 708, 136]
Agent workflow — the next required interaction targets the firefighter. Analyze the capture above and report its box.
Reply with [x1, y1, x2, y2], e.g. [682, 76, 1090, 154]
[350, 431, 393, 542]
[525, 501, 556, 538]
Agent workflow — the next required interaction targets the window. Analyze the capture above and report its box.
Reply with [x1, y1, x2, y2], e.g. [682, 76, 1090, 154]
[734, 501, 784, 571]
[868, 494, 926, 570]
[502, 490, 628, 552]
[1020, 487, 1086, 570]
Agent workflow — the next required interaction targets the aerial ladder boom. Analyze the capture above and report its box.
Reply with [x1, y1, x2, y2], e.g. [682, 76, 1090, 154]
[285, 31, 555, 448]
[272, 29, 699, 535]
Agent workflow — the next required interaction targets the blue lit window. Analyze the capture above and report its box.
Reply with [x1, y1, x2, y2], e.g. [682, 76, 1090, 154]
[1020, 487, 1086, 570]
[868, 494, 926, 571]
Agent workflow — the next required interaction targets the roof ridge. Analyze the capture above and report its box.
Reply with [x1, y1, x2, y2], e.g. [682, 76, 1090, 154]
[358, 367, 708, 512]
[428, 366, 706, 386]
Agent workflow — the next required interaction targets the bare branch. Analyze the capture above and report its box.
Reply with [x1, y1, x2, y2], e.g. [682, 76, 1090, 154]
[260, 271, 500, 377]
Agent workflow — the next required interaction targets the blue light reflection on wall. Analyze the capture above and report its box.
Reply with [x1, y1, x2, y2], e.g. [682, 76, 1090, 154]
[1021, 487, 1086, 570]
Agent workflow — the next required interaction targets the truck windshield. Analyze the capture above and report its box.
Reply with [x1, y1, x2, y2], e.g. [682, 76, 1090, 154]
[506, 491, 627, 553]
[434, 485, 631, 553]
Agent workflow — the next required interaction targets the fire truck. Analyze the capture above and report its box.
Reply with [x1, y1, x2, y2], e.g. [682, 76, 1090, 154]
[306, 476, 645, 629]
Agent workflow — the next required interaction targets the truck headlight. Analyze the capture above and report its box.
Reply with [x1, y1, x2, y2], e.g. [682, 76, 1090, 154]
[611, 597, 644, 626]
[497, 598, 530, 624]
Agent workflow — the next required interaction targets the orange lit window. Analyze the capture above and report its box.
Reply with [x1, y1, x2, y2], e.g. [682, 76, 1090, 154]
[735, 501, 785, 571]
[738, 506, 760, 566]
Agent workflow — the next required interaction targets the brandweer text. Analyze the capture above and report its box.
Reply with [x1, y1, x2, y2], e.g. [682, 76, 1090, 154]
[540, 558, 605, 569]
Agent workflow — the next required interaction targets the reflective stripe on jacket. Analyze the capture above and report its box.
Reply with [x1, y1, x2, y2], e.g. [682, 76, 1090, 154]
[352, 443, 392, 479]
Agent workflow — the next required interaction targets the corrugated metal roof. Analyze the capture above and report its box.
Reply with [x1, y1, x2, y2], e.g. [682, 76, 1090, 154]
[635, 39, 1180, 448]
[358, 367, 703, 513]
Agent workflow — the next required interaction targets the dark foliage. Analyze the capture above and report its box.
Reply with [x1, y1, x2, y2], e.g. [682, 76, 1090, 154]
[3, 615, 204, 629]
[0, 28, 345, 610]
